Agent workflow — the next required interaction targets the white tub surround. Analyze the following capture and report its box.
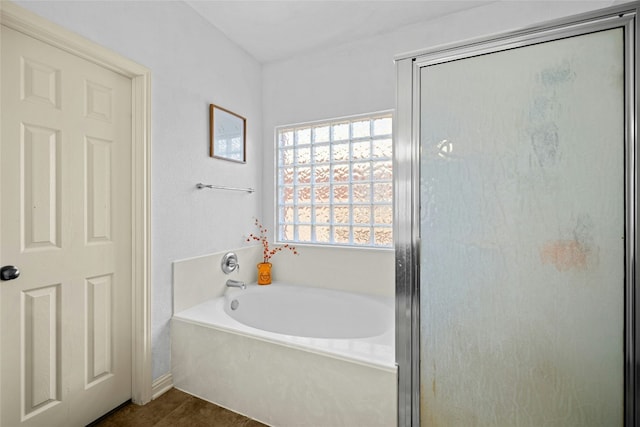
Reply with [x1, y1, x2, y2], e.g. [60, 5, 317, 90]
[172, 246, 261, 313]
[267, 245, 394, 297]
[171, 283, 396, 426]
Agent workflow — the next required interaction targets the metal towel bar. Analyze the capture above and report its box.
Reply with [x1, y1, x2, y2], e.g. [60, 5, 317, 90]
[196, 183, 255, 193]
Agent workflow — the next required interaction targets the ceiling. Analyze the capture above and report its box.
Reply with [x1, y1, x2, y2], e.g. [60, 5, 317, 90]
[185, 1, 496, 63]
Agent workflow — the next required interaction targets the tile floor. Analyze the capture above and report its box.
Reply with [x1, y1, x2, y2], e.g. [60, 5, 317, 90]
[89, 388, 267, 427]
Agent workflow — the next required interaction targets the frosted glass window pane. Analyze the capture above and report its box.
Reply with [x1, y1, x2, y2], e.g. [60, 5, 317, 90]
[373, 161, 392, 181]
[313, 126, 330, 142]
[374, 206, 392, 225]
[373, 139, 392, 159]
[353, 206, 371, 224]
[332, 143, 349, 162]
[314, 185, 330, 203]
[296, 128, 310, 144]
[280, 206, 294, 223]
[296, 167, 311, 184]
[332, 185, 349, 203]
[281, 168, 294, 185]
[353, 184, 370, 203]
[373, 183, 392, 203]
[298, 225, 311, 241]
[281, 224, 293, 240]
[313, 166, 330, 183]
[280, 186, 294, 202]
[352, 141, 371, 160]
[353, 227, 371, 245]
[314, 205, 330, 223]
[279, 130, 293, 147]
[334, 226, 350, 243]
[332, 123, 349, 141]
[296, 147, 311, 165]
[352, 162, 371, 181]
[313, 145, 330, 164]
[373, 228, 392, 246]
[280, 148, 294, 166]
[296, 186, 311, 204]
[315, 225, 330, 242]
[352, 120, 370, 138]
[332, 164, 349, 182]
[419, 28, 624, 426]
[296, 205, 311, 223]
[373, 117, 392, 136]
[333, 205, 350, 224]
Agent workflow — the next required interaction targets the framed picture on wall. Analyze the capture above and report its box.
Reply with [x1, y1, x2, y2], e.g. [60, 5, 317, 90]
[210, 103, 246, 163]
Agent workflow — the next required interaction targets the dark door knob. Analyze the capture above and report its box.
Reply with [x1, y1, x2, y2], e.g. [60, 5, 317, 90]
[1, 265, 20, 281]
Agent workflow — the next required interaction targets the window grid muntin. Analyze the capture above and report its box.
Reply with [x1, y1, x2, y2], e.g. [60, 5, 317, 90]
[277, 113, 392, 247]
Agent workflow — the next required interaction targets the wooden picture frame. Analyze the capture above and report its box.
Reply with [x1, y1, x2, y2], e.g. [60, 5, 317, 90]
[210, 103, 246, 163]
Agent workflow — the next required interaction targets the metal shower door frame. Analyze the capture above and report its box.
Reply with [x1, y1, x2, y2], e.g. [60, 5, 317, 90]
[393, 3, 639, 426]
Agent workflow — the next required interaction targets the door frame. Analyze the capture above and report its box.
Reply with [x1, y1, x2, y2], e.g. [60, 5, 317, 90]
[394, 2, 639, 426]
[0, 2, 153, 405]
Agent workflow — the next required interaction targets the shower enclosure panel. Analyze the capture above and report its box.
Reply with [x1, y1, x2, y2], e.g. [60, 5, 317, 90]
[394, 6, 638, 426]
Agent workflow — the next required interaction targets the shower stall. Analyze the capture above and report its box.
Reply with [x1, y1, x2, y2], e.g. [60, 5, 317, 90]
[394, 3, 639, 426]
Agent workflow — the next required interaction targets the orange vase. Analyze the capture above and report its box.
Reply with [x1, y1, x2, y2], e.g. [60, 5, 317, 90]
[257, 262, 272, 285]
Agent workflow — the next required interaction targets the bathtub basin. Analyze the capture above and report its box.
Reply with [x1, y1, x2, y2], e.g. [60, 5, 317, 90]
[174, 282, 394, 368]
[224, 282, 391, 339]
[171, 282, 396, 426]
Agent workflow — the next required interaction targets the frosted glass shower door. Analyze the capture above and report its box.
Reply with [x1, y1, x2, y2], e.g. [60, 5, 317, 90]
[419, 28, 625, 425]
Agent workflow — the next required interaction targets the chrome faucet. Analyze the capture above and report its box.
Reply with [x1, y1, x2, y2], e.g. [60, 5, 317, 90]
[226, 279, 246, 290]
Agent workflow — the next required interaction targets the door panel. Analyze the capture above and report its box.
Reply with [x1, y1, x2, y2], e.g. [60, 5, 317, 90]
[22, 124, 62, 250]
[419, 28, 625, 425]
[22, 284, 61, 419]
[1, 26, 132, 427]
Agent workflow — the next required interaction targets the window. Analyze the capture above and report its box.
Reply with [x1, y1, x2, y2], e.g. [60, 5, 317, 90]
[276, 112, 393, 247]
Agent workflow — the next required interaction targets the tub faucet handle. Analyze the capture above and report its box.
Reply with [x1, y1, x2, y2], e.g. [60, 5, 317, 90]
[221, 252, 239, 274]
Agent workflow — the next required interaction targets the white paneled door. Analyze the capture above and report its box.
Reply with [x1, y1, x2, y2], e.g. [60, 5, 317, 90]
[1, 25, 132, 426]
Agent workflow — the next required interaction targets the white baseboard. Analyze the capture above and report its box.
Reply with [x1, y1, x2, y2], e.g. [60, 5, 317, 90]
[151, 373, 173, 400]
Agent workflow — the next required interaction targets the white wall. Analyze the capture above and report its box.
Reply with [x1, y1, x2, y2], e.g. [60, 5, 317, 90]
[261, 0, 630, 298]
[13, 0, 263, 381]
